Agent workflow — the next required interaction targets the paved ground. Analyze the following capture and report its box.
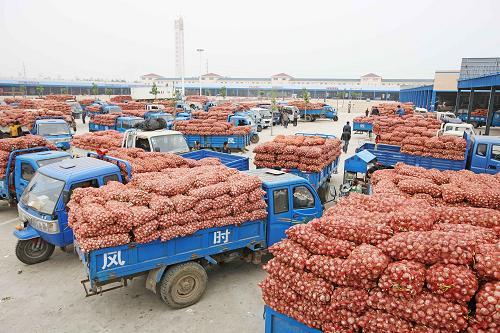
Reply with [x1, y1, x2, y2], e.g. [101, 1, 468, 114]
[1, 100, 496, 333]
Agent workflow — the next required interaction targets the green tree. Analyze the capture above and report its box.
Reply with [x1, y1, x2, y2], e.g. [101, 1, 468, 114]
[173, 89, 181, 100]
[302, 88, 310, 104]
[35, 85, 45, 97]
[149, 82, 159, 100]
[19, 85, 27, 97]
[91, 83, 99, 95]
[258, 90, 265, 100]
[105, 88, 113, 99]
[219, 86, 227, 99]
[61, 87, 69, 95]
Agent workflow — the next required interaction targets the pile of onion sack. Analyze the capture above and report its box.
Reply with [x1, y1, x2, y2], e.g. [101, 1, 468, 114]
[373, 102, 414, 116]
[174, 119, 252, 135]
[353, 116, 374, 124]
[372, 116, 467, 160]
[89, 113, 122, 126]
[114, 101, 147, 110]
[121, 109, 148, 117]
[17, 99, 72, 115]
[0, 108, 72, 129]
[260, 192, 499, 333]
[109, 95, 132, 103]
[0, 135, 56, 177]
[287, 100, 325, 110]
[45, 94, 76, 102]
[372, 163, 500, 210]
[71, 130, 123, 151]
[253, 135, 341, 173]
[68, 160, 268, 252]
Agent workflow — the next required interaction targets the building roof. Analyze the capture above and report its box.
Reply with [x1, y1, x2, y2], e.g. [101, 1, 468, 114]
[361, 73, 381, 78]
[271, 73, 293, 78]
[201, 73, 222, 78]
[141, 73, 163, 79]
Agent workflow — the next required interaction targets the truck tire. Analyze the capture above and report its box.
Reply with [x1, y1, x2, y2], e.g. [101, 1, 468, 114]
[160, 262, 208, 309]
[250, 134, 260, 144]
[333, 115, 338, 121]
[257, 125, 263, 132]
[305, 115, 312, 122]
[15, 238, 55, 265]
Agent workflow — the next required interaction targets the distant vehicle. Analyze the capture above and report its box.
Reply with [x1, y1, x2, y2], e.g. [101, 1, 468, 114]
[237, 109, 264, 132]
[89, 116, 143, 133]
[30, 118, 73, 150]
[66, 101, 83, 119]
[437, 122, 475, 138]
[145, 104, 166, 111]
[414, 107, 428, 116]
[252, 108, 272, 128]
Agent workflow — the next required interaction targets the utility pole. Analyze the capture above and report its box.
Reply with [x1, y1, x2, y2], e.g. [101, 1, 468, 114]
[197, 48, 204, 96]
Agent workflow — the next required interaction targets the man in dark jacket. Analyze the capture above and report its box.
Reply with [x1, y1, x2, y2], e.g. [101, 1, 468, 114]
[341, 130, 351, 153]
[342, 121, 352, 134]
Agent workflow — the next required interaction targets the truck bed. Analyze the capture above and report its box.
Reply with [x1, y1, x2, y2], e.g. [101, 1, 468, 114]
[357, 142, 468, 171]
[78, 220, 266, 289]
[180, 149, 249, 171]
[264, 306, 320, 333]
[184, 134, 250, 150]
[353, 121, 373, 132]
[284, 157, 338, 189]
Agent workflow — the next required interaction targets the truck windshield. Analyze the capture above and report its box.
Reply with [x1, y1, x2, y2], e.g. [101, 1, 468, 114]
[260, 110, 272, 118]
[150, 134, 189, 153]
[123, 119, 143, 129]
[38, 123, 70, 136]
[36, 156, 71, 168]
[68, 102, 82, 113]
[21, 172, 65, 215]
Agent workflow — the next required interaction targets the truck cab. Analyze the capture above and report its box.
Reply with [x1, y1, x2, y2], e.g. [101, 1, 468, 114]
[122, 129, 190, 153]
[468, 136, 500, 174]
[236, 110, 264, 132]
[15, 157, 127, 264]
[227, 114, 260, 143]
[323, 105, 338, 121]
[204, 101, 217, 112]
[145, 104, 166, 111]
[144, 112, 175, 129]
[175, 101, 191, 113]
[31, 118, 73, 150]
[435, 111, 456, 122]
[1, 148, 71, 204]
[250, 107, 272, 129]
[66, 100, 83, 119]
[245, 168, 324, 246]
[438, 122, 475, 138]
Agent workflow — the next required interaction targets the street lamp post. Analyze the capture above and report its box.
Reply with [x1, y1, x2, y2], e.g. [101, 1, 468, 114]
[196, 48, 204, 96]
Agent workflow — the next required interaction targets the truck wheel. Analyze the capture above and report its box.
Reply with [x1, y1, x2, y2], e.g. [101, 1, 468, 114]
[250, 134, 260, 144]
[15, 238, 55, 265]
[305, 115, 312, 122]
[257, 125, 262, 132]
[333, 115, 338, 121]
[160, 262, 208, 309]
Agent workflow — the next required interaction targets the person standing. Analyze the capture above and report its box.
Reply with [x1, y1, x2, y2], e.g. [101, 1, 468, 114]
[341, 129, 351, 153]
[222, 141, 231, 154]
[9, 121, 22, 137]
[282, 111, 289, 128]
[396, 105, 405, 117]
[347, 101, 352, 113]
[82, 110, 87, 124]
[342, 121, 352, 134]
[365, 108, 369, 117]
[293, 110, 298, 126]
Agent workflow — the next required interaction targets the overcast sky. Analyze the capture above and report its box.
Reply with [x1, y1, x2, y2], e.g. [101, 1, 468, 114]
[1, 0, 499, 81]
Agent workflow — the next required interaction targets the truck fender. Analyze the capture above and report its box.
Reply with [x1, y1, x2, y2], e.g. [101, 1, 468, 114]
[145, 266, 167, 294]
[13, 225, 40, 240]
